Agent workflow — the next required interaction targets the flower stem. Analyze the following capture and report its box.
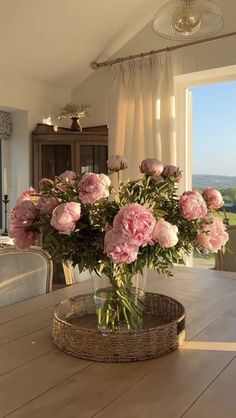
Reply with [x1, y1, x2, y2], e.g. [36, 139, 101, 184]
[96, 284, 145, 332]
[117, 170, 120, 188]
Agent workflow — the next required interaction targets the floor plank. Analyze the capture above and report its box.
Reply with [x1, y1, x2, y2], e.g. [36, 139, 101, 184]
[0, 350, 92, 418]
[0, 306, 53, 346]
[182, 357, 236, 418]
[4, 315, 236, 418]
[93, 316, 236, 418]
[0, 327, 54, 376]
[2, 358, 167, 418]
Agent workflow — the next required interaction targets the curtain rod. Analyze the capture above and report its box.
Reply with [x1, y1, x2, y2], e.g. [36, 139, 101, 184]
[91, 31, 236, 70]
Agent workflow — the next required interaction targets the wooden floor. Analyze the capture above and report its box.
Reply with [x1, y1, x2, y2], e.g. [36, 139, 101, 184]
[1, 266, 236, 418]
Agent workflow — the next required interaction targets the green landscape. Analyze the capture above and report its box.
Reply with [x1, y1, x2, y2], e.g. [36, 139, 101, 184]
[193, 174, 236, 189]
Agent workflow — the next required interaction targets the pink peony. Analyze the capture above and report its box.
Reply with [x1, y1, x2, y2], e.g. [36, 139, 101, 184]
[78, 173, 111, 204]
[59, 170, 77, 182]
[104, 230, 139, 264]
[10, 200, 39, 249]
[113, 203, 155, 246]
[50, 202, 81, 235]
[39, 178, 54, 191]
[56, 171, 77, 192]
[10, 226, 38, 250]
[203, 188, 224, 210]
[162, 165, 182, 181]
[179, 190, 208, 220]
[152, 219, 178, 248]
[107, 155, 128, 172]
[16, 187, 37, 205]
[140, 158, 164, 177]
[11, 200, 38, 227]
[55, 183, 69, 192]
[197, 217, 229, 253]
[36, 197, 59, 214]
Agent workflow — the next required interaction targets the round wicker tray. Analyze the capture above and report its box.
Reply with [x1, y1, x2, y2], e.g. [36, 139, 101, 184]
[52, 292, 185, 362]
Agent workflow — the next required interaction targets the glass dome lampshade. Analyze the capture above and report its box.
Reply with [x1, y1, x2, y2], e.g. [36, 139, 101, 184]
[152, 0, 224, 41]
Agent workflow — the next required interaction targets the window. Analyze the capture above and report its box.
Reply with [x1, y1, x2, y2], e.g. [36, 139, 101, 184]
[175, 65, 236, 268]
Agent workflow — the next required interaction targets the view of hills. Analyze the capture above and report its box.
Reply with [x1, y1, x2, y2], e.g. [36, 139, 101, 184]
[193, 175, 236, 190]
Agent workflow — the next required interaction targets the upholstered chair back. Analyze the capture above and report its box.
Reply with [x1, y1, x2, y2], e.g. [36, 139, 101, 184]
[0, 246, 53, 308]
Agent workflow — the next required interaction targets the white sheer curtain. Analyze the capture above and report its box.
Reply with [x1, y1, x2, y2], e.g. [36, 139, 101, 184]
[107, 52, 175, 180]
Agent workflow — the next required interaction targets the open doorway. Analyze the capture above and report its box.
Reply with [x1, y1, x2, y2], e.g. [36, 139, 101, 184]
[190, 81, 236, 267]
[191, 81, 236, 222]
[175, 66, 236, 268]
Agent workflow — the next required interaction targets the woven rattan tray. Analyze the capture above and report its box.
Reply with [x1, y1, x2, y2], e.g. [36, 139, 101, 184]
[52, 292, 185, 362]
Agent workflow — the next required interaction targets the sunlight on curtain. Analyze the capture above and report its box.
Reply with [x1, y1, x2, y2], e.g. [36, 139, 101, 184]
[108, 52, 175, 180]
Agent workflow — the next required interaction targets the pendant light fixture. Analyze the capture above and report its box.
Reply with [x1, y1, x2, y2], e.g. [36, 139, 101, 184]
[152, 0, 224, 41]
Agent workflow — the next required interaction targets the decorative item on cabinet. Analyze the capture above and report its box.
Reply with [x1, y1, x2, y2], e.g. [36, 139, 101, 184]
[57, 103, 90, 132]
[32, 123, 108, 188]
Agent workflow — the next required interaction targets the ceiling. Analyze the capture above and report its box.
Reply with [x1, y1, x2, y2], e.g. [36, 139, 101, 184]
[0, 0, 233, 91]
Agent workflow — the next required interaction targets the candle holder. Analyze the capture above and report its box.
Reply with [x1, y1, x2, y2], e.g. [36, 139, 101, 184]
[1, 194, 10, 236]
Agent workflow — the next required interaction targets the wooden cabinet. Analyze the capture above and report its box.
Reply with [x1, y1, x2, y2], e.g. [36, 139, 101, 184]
[32, 124, 108, 187]
[32, 123, 108, 286]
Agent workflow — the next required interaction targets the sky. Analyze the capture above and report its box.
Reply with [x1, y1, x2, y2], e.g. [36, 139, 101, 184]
[190, 81, 236, 177]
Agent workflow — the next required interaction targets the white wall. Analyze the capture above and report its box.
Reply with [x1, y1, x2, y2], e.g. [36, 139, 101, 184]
[72, 68, 108, 127]
[0, 72, 70, 232]
[71, 68, 109, 128]
[0, 71, 70, 130]
[0, 72, 70, 187]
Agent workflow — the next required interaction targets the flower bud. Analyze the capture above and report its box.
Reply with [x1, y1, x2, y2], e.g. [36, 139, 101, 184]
[140, 158, 164, 177]
[203, 188, 224, 210]
[107, 155, 128, 173]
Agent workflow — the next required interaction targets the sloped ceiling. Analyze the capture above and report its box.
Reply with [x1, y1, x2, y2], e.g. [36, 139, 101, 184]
[0, 0, 233, 90]
[0, 0, 166, 89]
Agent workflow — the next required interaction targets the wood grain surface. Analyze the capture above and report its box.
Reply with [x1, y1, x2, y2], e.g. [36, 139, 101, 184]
[1, 266, 236, 418]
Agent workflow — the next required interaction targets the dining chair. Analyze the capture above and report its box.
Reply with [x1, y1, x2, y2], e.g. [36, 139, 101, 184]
[0, 246, 53, 308]
[0, 236, 14, 246]
[215, 225, 236, 272]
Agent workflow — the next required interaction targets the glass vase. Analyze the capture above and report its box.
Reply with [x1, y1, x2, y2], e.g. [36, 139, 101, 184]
[92, 268, 147, 333]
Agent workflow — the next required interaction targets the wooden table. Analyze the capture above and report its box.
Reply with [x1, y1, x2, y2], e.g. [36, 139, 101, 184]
[1, 266, 236, 418]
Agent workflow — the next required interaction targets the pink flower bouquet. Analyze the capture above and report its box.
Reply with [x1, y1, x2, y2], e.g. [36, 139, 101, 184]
[10, 157, 228, 331]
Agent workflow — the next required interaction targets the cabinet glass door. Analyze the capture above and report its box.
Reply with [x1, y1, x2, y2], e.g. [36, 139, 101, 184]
[94, 145, 108, 173]
[41, 144, 72, 179]
[80, 145, 108, 173]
